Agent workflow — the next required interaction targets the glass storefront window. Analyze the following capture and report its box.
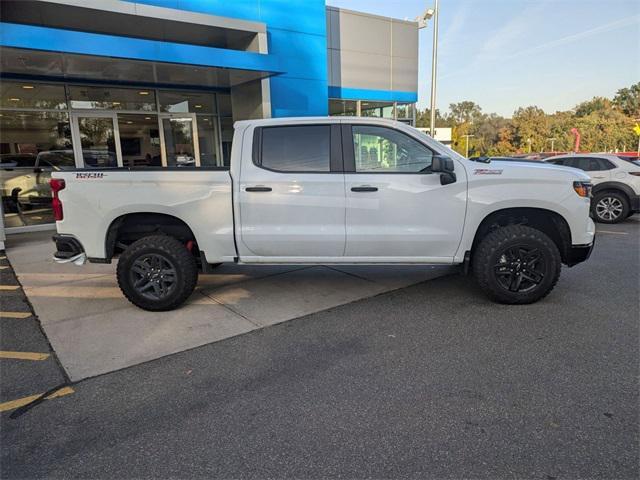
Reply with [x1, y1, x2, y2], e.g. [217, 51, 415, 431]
[68, 86, 156, 111]
[161, 117, 197, 167]
[361, 101, 394, 118]
[329, 99, 357, 116]
[0, 82, 67, 110]
[159, 91, 216, 114]
[0, 111, 73, 228]
[76, 116, 118, 168]
[117, 114, 161, 167]
[218, 94, 232, 117]
[220, 117, 233, 167]
[396, 103, 413, 119]
[197, 116, 220, 167]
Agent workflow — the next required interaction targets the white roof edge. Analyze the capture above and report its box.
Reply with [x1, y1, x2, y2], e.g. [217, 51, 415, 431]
[326, 5, 419, 26]
[234, 116, 407, 128]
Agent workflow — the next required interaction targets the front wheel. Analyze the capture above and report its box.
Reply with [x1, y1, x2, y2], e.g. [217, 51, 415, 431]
[472, 225, 561, 304]
[117, 235, 198, 311]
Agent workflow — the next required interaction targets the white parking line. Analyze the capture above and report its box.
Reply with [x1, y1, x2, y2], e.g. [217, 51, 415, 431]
[597, 230, 629, 235]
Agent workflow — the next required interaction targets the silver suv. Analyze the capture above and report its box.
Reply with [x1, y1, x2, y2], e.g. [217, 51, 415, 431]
[545, 153, 640, 223]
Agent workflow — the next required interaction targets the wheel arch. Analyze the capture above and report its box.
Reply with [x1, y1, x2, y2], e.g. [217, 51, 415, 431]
[470, 207, 573, 265]
[105, 212, 198, 261]
[592, 181, 634, 202]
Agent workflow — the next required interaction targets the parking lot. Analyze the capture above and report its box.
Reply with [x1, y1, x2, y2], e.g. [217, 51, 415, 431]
[1, 216, 637, 478]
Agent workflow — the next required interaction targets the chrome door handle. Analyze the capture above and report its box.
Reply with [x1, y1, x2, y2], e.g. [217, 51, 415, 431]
[245, 186, 272, 192]
[351, 186, 378, 192]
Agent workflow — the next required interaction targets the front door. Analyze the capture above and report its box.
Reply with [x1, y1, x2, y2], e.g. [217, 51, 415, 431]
[343, 124, 467, 261]
[70, 112, 121, 168]
[159, 114, 200, 167]
[238, 123, 346, 259]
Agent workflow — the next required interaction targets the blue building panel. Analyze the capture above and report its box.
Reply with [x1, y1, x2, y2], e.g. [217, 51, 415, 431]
[328, 86, 418, 104]
[0, 22, 283, 73]
[126, 0, 329, 117]
[1, 1, 416, 119]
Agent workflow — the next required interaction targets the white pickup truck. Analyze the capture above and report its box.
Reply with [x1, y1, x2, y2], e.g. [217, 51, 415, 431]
[50, 117, 595, 311]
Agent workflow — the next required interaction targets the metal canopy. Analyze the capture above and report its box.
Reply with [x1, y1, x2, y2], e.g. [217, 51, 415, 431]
[0, 47, 279, 89]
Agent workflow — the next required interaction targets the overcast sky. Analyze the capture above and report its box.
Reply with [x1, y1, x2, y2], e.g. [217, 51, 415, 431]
[326, 0, 640, 117]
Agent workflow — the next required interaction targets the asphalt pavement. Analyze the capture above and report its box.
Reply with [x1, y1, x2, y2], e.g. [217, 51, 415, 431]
[1, 217, 638, 479]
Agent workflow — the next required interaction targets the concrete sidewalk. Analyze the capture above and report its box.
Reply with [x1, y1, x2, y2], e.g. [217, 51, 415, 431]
[5, 232, 453, 381]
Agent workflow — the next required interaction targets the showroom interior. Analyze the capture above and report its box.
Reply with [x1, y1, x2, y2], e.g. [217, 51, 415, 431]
[0, 0, 419, 239]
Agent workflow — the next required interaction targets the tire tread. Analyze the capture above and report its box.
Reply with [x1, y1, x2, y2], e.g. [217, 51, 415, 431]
[116, 235, 198, 311]
[472, 225, 561, 304]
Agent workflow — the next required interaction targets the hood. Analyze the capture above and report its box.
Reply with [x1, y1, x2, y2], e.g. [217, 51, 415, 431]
[467, 159, 591, 182]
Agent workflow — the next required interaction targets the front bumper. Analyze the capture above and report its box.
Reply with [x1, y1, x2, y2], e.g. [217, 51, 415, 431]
[52, 234, 86, 265]
[566, 238, 595, 267]
[630, 195, 640, 213]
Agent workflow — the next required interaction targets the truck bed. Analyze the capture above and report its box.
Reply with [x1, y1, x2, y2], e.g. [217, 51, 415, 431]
[53, 169, 236, 263]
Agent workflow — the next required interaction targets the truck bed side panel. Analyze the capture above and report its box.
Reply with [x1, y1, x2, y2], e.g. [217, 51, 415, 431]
[53, 170, 236, 263]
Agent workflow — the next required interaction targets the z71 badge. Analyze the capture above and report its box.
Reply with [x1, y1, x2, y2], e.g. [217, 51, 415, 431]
[473, 168, 503, 175]
[76, 172, 105, 179]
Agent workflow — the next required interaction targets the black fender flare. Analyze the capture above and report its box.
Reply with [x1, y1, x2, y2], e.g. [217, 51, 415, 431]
[591, 181, 635, 202]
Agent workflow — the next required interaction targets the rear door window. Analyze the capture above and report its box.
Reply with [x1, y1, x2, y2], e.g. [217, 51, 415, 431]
[258, 125, 330, 172]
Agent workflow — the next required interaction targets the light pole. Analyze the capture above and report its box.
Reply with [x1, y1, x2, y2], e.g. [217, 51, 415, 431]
[547, 137, 557, 152]
[462, 134, 474, 158]
[416, 2, 438, 136]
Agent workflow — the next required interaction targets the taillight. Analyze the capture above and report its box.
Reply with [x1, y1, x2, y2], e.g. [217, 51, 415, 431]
[50, 178, 65, 221]
[573, 181, 592, 198]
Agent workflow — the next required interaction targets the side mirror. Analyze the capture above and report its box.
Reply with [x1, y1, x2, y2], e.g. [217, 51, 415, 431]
[431, 156, 457, 185]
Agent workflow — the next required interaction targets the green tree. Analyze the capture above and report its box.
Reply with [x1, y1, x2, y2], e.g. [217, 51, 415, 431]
[449, 101, 482, 124]
[613, 82, 640, 118]
[512, 106, 549, 152]
[574, 97, 612, 117]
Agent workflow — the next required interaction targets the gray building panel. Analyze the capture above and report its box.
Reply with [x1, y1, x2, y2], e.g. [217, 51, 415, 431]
[392, 57, 419, 92]
[337, 50, 392, 91]
[326, 6, 419, 95]
[392, 20, 419, 60]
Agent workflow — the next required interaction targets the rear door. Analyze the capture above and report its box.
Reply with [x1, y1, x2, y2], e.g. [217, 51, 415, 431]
[342, 124, 467, 261]
[237, 123, 346, 259]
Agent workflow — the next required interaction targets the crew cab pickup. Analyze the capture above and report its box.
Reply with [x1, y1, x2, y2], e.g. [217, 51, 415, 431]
[51, 117, 595, 311]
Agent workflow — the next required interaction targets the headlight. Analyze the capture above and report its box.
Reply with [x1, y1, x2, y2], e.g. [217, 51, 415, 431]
[573, 181, 592, 198]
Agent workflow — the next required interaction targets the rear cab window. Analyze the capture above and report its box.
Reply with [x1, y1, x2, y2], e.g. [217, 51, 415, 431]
[256, 125, 331, 172]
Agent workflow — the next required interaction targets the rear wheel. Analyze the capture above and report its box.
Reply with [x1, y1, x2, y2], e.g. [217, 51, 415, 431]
[592, 191, 629, 224]
[117, 235, 198, 311]
[473, 225, 561, 304]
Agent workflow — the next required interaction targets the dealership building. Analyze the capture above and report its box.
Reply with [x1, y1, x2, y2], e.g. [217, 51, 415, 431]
[0, 0, 419, 239]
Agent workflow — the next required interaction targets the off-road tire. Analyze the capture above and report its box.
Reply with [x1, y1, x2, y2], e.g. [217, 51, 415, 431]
[117, 235, 198, 311]
[472, 225, 561, 304]
[591, 191, 629, 224]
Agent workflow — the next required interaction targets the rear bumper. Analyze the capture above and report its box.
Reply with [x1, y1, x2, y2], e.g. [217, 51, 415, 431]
[566, 238, 595, 267]
[52, 234, 84, 260]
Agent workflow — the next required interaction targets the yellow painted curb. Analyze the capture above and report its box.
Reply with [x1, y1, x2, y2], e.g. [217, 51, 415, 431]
[0, 311, 32, 319]
[0, 285, 19, 291]
[0, 387, 74, 413]
[0, 351, 50, 361]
